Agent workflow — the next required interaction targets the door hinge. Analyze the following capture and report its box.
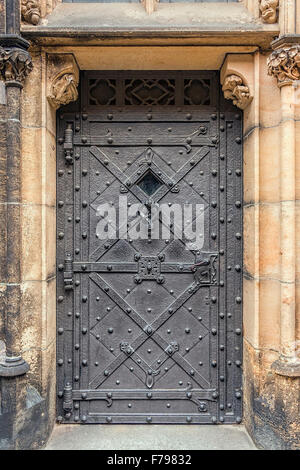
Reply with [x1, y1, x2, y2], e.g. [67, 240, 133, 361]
[64, 123, 74, 165]
[63, 382, 73, 414]
[64, 253, 73, 291]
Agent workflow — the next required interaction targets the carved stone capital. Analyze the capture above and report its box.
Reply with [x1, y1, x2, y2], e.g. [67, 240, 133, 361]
[0, 47, 33, 85]
[47, 54, 79, 110]
[21, 0, 41, 25]
[268, 45, 300, 87]
[259, 0, 279, 24]
[222, 74, 253, 110]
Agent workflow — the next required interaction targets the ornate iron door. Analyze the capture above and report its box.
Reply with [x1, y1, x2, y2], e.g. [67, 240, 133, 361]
[57, 71, 243, 424]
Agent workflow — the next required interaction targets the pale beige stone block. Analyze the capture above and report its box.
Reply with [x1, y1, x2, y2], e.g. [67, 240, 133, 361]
[296, 283, 300, 353]
[259, 203, 281, 279]
[21, 127, 43, 205]
[45, 206, 56, 281]
[45, 130, 57, 208]
[244, 204, 259, 278]
[21, 204, 43, 281]
[20, 280, 43, 382]
[46, 101, 57, 138]
[295, 202, 300, 281]
[259, 54, 281, 128]
[259, 126, 281, 203]
[243, 277, 260, 349]
[244, 127, 259, 204]
[295, 121, 300, 200]
[45, 277, 56, 349]
[22, 52, 44, 128]
[259, 279, 280, 351]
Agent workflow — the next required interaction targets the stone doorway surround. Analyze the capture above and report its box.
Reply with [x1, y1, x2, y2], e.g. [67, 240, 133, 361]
[0, 0, 299, 451]
[14, 43, 299, 449]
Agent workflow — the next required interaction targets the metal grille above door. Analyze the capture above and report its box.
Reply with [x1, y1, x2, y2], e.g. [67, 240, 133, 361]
[56, 71, 243, 424]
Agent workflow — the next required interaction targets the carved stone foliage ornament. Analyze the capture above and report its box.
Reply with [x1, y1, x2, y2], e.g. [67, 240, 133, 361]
[267, 45, 300, 87]
[0, 47, 33, 84]
[222, 74, 252, 110]
[47, 54, 79, 109]
[259, 0, 279, 24]
[21, 0, 41, 25]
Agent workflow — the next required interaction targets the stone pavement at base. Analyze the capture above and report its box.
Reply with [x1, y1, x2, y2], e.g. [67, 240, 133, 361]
[45, 424, 257, 450]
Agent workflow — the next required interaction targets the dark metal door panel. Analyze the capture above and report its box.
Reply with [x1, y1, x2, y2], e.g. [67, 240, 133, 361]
[56, 71, 243, 424]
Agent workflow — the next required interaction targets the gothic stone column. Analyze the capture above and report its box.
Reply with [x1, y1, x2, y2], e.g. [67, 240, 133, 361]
[267, 37, 300, 374]
[0, 44, 33, 449]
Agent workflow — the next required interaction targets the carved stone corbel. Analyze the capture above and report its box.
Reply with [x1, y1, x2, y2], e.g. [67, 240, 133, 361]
[21, 0, 41, 25]
[47, 54, 79, 110]
[259, 0, 279, 24]
[222, 74, 253, 110]
[0, 46, 33, 85]
[267, 44, 300, 87]
[220, 54, 254, 111]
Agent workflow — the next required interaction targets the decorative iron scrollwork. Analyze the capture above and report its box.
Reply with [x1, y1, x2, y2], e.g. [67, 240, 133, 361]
[135, 256, 165, 284]
[191, 253, 218, 285]
[146, 368, 160, 389]
[165, 341, 179, 356]
[120, 341, 134, 356]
